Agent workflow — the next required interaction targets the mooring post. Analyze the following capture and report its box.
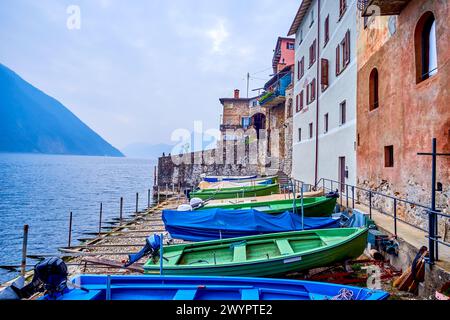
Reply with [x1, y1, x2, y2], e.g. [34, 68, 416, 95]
[21, 224, 29, 277]
[147, 189, 151, 209]
[369, 191, 372, 219]
[99, 203, 103, 236]
[119, 197, 123, 223]
[135, 192, 139, 213]
[157, 186, 160, 204]
[68, 211, 73, 248]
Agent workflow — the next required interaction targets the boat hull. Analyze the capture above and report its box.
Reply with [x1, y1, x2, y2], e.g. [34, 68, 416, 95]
[40, 274, 388, 300]
[144, 228, 368, 277]
[200, 196, 337, 217]
[190, 183, 280, 200]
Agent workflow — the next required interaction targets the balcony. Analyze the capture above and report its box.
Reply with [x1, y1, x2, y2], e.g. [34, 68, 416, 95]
[259, 72, 292, 108]
[220, 124, 244, 131]
[361, 0, 411, 17]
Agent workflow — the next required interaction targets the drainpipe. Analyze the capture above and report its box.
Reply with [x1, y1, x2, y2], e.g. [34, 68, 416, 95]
[314, 0, 321, 186]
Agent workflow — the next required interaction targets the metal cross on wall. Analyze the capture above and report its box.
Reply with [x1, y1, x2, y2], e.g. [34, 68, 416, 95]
[417, 138, 450, 264]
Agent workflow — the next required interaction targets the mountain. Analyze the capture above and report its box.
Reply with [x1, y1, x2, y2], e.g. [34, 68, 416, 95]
[0, 64, 124, 157]
[121, 143, 175, 159]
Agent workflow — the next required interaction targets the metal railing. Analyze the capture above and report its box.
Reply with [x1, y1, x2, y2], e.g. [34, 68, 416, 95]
[288, 177, 448, 264]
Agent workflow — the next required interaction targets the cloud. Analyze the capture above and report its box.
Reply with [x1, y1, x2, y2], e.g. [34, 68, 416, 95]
[206, 19, 229, 53]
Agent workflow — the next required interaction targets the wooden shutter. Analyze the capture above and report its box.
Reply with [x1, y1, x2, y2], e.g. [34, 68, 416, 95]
[345, 30, 351, 66]
[300, 91, 304, 110]
[312, 79, 316, 102]
[297, 60, 301, 80]
[321, 59, 329, 87]
[324, 16, 329, 45]
[336, 45, 341, 75]
[306, 84, 310, 104]
[301, 57, 304, 78]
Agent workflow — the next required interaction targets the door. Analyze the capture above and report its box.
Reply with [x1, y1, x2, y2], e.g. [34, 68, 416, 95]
[339, 157, 346, 192]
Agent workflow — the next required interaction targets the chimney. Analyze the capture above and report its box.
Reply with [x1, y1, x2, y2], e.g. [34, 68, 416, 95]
[234, 89, 240, 99]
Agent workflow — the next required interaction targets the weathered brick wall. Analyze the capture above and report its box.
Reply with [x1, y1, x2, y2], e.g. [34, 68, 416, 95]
[356, 0, 450, 232]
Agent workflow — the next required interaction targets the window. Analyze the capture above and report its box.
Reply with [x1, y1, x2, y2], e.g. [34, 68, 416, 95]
[287, 42, 295, 50]
[336, 30, 351, 75]
[324, 15, 330, 46]
[321, 58, 329, 91]
[309, 123, 313, 139]
[299, 29, 303, 44]
[324, 113, 329, 133]
[357, 133, 360, 147]
[415, 12, 437, 83]
[339, 0, 347, 19]
[306, 79, 316, 105]
[369, 68, 379, 111]
[296, 91, 304, 112]
[298, 128, 302, 142]
[384, 145, 394, 167]
[242, 117, 250, 129]
[310, 9, 314, 27]
[309, 40, 317, 67]
[339, 100, 346, 125]
[297, 57, 304, 80]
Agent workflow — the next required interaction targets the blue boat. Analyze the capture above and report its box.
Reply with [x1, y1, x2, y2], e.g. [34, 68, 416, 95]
[163, 208, 340, 242]
[40, 275, 389, 300]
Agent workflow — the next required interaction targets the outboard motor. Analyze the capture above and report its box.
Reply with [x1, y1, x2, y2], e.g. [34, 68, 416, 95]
[325, 190, 340, 199]
[177, 204, 193, 211]
[190, 198, 204, 209]
[0, 257, 69, 300]
[124, 234, 161, 267]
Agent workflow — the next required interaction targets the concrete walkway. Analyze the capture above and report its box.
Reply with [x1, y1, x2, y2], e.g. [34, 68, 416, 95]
[351, 202, 450, 271]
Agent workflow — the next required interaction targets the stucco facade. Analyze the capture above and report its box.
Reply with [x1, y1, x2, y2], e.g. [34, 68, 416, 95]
[290, 0, 357, 187]
[357, 0, 450, 229]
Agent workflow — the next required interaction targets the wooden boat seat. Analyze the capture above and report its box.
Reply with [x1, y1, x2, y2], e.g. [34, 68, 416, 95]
[275, 239, 295, 255]
[241, 288, 260, 300]
[233, 244, 247, 262]
[173, 289, 198, 300]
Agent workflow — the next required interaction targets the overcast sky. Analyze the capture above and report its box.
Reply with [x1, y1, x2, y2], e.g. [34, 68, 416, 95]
[0, 0, 298, 150]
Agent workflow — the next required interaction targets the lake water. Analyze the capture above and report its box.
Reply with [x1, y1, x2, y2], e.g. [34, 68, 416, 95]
[0, 153, 155, 284]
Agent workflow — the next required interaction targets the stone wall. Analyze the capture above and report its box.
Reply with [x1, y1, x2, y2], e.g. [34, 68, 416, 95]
[156, 140, 272, 188]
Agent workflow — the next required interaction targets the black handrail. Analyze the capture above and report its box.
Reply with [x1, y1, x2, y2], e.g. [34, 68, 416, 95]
[289, 177, 448, 264]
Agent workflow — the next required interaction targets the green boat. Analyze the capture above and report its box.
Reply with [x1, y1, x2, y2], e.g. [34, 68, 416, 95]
[143, 228, 368, 277]
[198, 196, 337, 217]
[190, 183, 280, 200]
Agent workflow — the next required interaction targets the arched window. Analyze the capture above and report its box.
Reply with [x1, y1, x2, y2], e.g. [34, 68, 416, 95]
[415, 12, 438, 83]
[369, 68, 379, 111]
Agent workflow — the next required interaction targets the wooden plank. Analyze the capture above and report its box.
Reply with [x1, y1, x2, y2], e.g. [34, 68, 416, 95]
[275, 239, 295, 255]
[233, 245, 247, 262]
[82, 257, 144, 273]
[173, 289, 198, 300]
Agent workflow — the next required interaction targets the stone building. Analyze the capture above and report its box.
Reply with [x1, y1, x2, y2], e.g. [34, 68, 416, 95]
[288, 0, 358, 188]
[357, 0, 450, 229]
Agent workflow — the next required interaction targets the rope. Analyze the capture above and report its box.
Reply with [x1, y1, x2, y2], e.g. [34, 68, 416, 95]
[331, 288, 354, 300]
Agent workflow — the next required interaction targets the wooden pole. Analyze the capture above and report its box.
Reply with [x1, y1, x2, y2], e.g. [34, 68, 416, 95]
[135, 192, 139, 213]
[68, 212, 73, 248]
[98, 203, 103, 236]
[157, 186, 160, 204]
[120, 197, 123, 223]
[21, 224, 29, 276]
[147, 189, 151, 208]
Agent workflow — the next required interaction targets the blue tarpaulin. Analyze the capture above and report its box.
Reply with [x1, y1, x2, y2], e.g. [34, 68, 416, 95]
[163, 208, 340, 242]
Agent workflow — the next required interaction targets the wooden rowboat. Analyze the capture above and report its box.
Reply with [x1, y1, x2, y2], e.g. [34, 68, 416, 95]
[205, 188, 325, 206]
[40, 274, 388, 300]
[199, 195, 337, 217]
[190, 183, 280, 200]
[143, 228, 368, 277]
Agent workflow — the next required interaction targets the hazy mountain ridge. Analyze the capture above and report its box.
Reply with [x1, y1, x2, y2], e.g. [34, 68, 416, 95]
[0, 64, 123, 157]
